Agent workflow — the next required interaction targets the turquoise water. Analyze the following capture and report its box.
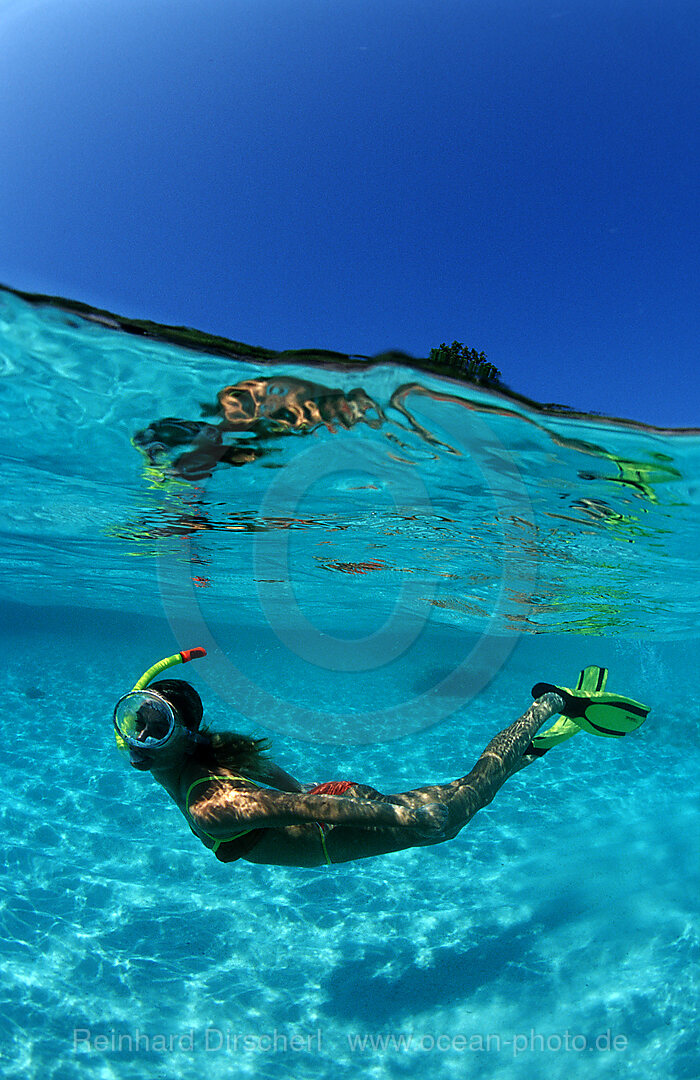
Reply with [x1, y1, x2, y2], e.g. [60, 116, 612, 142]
[1, 286, 698, 1079]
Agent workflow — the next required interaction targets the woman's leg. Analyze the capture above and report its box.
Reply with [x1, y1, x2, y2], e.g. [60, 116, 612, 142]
[245, 693, 563, 867]
[382, 692, 563, 836]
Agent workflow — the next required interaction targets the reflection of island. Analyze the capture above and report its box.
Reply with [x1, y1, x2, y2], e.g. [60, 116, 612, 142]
[9, 284, 699, 431]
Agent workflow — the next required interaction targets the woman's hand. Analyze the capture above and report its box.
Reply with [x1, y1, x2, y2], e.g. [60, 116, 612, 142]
[413, 802, 449, 837]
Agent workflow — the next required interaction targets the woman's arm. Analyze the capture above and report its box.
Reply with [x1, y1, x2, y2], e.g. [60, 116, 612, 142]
[242, 760, 305, 793]
[189, 786, 444, 836]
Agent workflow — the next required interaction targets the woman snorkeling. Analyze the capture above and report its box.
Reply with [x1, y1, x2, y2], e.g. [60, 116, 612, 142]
[114, 648, 649, 868]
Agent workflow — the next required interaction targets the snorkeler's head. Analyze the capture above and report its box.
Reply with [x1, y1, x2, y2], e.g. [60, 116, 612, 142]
[113, 648, 208, 769]
[113, 682, 206, 770]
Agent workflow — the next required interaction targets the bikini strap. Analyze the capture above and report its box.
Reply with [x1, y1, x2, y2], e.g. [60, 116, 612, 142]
[316, 824, 332, 865]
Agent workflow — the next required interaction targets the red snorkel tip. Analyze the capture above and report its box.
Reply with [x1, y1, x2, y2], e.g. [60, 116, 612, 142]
[179, 647, 207, 664]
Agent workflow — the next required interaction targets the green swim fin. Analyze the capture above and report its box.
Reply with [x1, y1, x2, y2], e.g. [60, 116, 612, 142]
[531, 666, 608, 752]
[531, 673, 649, 738]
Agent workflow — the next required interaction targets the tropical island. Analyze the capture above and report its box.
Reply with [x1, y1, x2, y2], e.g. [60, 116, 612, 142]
[3, 282, 595, 416]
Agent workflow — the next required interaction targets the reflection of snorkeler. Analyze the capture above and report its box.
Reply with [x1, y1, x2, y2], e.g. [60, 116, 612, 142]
[134, 375, 679, 513]
[114, 650, 649, 868]
[133, 377, 386, 480]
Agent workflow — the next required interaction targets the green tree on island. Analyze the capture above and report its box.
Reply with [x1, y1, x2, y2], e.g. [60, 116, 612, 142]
[429, 341, 501, 386]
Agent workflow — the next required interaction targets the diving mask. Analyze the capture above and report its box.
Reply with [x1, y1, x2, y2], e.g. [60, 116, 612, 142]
[113, 689, 178, 752]
[114, 647, 207, 766]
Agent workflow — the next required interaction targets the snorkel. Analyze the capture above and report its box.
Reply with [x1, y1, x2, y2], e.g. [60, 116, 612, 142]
[131, 647, 207, 692]
[114, 647, 207, 765]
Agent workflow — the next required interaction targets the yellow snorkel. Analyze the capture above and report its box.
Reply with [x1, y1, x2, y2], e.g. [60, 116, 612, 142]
[131, 647, 207, 691]
[114, 647, 207, 752]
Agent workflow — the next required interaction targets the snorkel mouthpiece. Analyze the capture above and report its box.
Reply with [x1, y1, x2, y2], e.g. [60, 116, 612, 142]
[114, 647, 207, 758]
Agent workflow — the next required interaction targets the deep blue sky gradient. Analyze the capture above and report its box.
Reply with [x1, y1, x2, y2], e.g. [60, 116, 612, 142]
[1, 0, 698, 425]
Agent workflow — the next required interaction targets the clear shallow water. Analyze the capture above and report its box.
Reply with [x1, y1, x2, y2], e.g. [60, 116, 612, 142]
[1, 287, 698, 1079]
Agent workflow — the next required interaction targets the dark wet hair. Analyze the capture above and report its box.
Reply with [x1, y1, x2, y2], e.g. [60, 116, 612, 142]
[150, 679, 270, 773]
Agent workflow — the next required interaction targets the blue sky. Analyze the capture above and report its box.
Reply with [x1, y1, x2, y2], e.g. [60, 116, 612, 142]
[1, 0, 697, 426]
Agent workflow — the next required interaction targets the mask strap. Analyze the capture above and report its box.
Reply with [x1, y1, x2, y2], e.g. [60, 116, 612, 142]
[185, 730, 213, 756]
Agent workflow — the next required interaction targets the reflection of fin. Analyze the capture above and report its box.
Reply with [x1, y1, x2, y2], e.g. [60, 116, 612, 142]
[608, 455, 680, 504]
[612, 461, 657, 501]
[530, 666, 607, 754]
[532, 671, 649, 739]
